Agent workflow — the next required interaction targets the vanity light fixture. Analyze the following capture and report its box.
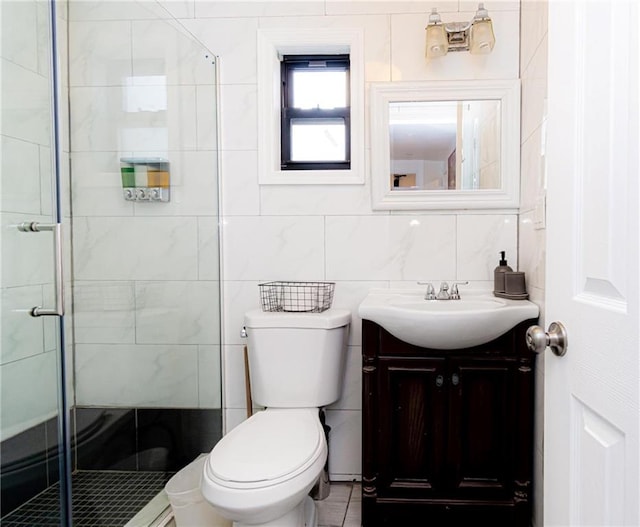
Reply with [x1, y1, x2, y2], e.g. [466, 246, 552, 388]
[425, 3, 496, 59]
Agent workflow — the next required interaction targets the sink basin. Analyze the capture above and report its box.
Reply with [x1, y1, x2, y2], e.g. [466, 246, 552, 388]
[358, 289, 539, 350]
[389, 297, 506, 312]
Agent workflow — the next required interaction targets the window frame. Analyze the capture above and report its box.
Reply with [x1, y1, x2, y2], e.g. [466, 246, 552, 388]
[280, 54, 351, 171]
[256, 28, 364, 185]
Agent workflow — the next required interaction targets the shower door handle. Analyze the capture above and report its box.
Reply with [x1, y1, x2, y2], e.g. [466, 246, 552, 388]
[17, 222, 65, 317]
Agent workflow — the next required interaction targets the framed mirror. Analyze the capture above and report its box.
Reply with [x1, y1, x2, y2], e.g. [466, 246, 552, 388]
[370, 79, 520, 210]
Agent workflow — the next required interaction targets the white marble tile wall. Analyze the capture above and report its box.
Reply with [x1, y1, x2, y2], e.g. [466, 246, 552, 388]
[68, 2, 221, 411]
[390, 9, 519, 82]
[519, 2, 548, 526]
[75, 343, 199, 407]
[135, 281, 220, 344]
[0, 350, 59, 441]
[145, 0, 523, 480]
[66, 0, 523, 480]
[1, 0, 70, 440]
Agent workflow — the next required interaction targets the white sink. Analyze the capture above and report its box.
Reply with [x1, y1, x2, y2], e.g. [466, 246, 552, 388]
[358, 289, 539, 350]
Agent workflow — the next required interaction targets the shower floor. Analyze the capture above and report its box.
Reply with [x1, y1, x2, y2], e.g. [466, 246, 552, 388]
[1, 470, 174, 526]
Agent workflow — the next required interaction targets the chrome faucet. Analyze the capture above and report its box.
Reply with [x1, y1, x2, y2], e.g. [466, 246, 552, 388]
[436, 282, 450, 300]
[419, 281, 468, 300]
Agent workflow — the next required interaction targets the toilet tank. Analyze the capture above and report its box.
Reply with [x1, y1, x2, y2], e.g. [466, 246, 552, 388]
[243, 309, 351, 408]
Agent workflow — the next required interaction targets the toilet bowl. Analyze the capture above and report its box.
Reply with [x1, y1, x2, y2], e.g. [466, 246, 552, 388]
[201, 308, 351, 527]
[201, 409, 327, 526]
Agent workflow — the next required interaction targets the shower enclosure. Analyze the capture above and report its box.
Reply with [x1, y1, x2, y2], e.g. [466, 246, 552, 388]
[1, 1, 223, 525]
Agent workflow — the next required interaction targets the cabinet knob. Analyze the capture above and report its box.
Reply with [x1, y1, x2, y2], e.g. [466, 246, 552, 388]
[435, 374, 444, 387]
[451, 373, 460, 386]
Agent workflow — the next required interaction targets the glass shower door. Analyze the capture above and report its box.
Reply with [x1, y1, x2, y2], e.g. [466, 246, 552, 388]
[1, 0, 71, 524]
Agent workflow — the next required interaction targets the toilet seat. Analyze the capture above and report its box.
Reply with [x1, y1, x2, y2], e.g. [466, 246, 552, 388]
[205, 408, 325, 491]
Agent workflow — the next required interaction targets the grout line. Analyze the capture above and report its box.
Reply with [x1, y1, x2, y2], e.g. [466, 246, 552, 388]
[340, 481, 353, 527]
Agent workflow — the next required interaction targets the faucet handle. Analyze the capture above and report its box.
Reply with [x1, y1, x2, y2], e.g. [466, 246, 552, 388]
[417, 281, 436, 300]
[450, 281, 469, 300]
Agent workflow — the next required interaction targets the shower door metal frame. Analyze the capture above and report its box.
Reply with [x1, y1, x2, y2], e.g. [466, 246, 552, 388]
[48, 0, 73, 522]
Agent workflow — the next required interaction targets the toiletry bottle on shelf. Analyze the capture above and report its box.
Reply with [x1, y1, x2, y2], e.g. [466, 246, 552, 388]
[493, 251, 513, 294]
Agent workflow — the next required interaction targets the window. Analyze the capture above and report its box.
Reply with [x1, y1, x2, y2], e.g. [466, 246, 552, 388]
[257, 28, 364, 185]
[280, 55, 350, 171]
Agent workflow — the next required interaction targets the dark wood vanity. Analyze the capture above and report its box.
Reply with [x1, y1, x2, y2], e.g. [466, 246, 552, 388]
[361, 318, 538, 526]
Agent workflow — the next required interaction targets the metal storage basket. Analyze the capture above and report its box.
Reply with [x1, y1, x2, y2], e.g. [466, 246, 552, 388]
[259, 281, 335, 313]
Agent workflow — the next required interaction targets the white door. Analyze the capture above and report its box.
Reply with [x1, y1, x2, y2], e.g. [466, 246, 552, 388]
[543, 1, 639, 525]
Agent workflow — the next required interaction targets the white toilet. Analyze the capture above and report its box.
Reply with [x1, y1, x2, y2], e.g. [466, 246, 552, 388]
[201, 308, 351, 527]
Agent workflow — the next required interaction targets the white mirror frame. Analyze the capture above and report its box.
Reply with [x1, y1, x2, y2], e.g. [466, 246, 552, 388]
[370, 79, 520, 211]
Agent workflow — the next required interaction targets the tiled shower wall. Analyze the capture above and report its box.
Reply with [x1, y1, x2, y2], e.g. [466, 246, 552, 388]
[67, 2, 221, 411]
[518, 1, 548, 526]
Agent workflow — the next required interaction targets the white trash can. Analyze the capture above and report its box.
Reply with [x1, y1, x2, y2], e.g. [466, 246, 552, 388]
[165, 456, 231, 527]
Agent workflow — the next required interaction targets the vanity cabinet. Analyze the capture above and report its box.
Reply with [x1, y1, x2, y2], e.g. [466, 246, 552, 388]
[362, 318, 537, 526]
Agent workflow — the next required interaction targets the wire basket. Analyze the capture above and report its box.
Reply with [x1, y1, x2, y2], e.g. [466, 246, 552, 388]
[259, 281, 335, 313]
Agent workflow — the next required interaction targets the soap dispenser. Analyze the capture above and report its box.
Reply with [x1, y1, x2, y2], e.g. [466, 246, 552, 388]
[493, 251, 513, 294]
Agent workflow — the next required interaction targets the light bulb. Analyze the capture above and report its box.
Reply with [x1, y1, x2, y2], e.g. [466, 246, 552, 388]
[470, 19, 495, 54]
[425, 24, 448, 59]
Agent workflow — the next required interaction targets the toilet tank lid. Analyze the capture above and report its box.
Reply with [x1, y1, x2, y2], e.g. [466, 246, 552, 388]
[244, 308, 351, 329]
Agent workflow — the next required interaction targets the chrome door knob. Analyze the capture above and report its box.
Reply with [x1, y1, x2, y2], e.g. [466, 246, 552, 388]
[526, 321, 568, 356]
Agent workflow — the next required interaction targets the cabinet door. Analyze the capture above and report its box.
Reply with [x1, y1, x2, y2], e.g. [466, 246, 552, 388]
[447, 358, 517, 499]
[376, 357, 447, 497]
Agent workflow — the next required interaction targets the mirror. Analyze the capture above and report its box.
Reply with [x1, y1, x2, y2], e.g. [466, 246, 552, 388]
[370, 80, 520, 210]
[389, 100, 501, 191]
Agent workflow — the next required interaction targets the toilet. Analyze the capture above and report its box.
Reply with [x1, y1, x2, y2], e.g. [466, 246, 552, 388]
[201, 308, 351, 527]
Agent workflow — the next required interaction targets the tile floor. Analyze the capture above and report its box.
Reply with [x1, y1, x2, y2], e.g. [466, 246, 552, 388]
[2, 473, 360, 527]
[1, 471, 173, 527]
[317, 482, 361, 527]
[160, 482, 361, 527]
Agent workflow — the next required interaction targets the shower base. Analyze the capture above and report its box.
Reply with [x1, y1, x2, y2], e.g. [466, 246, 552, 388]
[0, 470, 173, 526]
